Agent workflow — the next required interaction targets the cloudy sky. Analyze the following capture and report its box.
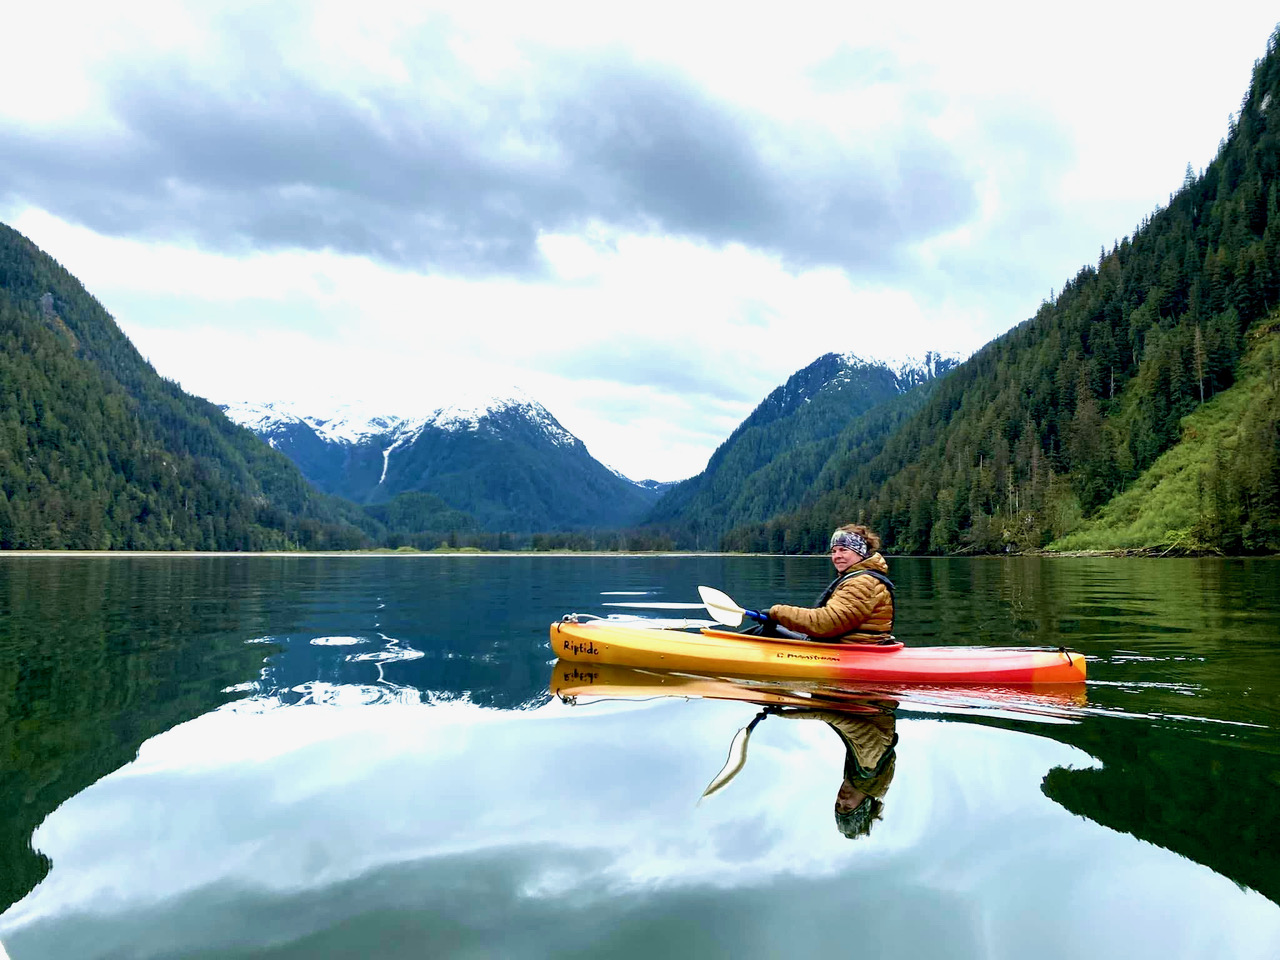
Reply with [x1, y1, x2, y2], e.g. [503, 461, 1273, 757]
[2, 2, 1277, 480]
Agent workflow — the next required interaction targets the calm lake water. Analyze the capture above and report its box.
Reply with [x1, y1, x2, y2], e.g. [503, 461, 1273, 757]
[1, 555, 1279, 959]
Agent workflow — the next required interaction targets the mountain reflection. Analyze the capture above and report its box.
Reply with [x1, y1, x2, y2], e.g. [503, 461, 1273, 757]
[4, 556, 1280, 957]
[550, 659, 1280, 906]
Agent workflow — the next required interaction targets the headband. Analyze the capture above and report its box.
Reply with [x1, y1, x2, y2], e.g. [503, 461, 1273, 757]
[835, 795, 877, 839]
[830, 530, 869, 556]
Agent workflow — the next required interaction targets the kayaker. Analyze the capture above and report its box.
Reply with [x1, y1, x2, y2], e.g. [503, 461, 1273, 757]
[750, 524, 895, 643]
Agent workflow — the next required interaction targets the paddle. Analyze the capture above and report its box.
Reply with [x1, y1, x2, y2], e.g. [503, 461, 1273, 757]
[698, 585, 770, 628]
[701, 709, 770, 799]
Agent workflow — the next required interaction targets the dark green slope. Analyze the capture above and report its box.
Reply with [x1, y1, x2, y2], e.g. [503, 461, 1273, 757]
[647, 352, 956, 548]
[731, 28, 1280, 556]
[720, 375, 957, 551]
[383, 406, 655, 533]
[0, 223, 376, 550]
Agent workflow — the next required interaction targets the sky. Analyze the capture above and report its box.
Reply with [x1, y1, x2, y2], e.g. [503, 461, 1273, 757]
[2, 2, 1277, 481]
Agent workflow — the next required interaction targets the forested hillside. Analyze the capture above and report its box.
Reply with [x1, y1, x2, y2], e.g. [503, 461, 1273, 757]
[0, 224, 375, 550]
[646, 352, 957, 548]
[723, 29, 1280, 556]
[1049, 321, 1280, 553]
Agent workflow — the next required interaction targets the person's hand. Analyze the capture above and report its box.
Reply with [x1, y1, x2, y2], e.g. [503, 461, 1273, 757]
[744, 608, 772, 623]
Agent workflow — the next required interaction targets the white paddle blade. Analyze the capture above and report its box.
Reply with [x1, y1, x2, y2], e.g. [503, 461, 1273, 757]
[698, 585, 744, 627]
[701, 725, 751, 799]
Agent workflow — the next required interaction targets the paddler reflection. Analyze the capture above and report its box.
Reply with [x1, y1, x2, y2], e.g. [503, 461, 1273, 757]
[703, 701, 898, 840]
[551, 661, 899, 840]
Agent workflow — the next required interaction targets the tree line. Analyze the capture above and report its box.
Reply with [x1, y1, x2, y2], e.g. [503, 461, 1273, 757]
[718, 29, 1280, 556]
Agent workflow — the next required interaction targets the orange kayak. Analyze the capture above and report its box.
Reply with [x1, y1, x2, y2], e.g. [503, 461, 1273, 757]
[549, 618, 1087, 685]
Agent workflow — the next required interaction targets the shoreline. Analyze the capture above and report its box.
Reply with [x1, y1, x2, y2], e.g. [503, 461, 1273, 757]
[0, 550, 738, 559]
[1, 549, 1274, 559]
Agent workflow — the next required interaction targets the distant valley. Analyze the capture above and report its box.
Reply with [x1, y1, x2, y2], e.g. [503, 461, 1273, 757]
[221, 395, 672, 533]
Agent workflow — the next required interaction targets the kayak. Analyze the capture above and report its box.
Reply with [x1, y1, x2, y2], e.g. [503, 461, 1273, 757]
[549, 617, 1087, 684]
[549, 661, 1089, 710]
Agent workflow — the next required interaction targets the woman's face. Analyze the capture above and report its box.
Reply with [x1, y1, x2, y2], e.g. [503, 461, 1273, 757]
[836, 779, 867, 813]
[831, 545, 862, 573]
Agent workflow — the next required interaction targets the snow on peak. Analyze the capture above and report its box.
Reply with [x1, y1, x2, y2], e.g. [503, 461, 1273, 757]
[221, 399, 415, 445]
[304, 409, 415, 445]
[827, 350, 969, 389]
[835, 352, 876, 369]
[425, 388, 576, 447]
[223, 390, 579, 449]
[220, 400, 304, 434]
[867, 350, 968, 378]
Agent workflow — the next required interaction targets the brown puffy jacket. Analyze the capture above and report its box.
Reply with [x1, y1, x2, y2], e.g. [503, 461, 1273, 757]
[778, 708, 898, 798]
[766, 553, 894, 641]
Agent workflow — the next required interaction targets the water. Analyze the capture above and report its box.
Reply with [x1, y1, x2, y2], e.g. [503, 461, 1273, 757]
[1, 555, 1279, 959]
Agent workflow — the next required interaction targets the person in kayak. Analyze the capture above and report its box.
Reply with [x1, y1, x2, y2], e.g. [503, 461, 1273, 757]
[747, 524, 895, 643]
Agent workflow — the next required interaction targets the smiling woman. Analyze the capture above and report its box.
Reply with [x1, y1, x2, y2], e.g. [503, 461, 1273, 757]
[760, 524, 896, 642]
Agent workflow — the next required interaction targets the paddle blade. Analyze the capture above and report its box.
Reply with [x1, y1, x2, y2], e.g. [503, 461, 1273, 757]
[699, 711, 767, 801]
[701, 725, 752, 799]
[698, 585, 744, 627]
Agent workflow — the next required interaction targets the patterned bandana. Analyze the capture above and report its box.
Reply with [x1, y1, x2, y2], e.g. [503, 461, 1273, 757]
[830, 530, 869, 557]
[834, 795, 877, 839]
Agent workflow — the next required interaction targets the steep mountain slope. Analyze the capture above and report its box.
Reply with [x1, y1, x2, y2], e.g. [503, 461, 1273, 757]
[1049, 319, 1280, 552]
[224, 394, 663, 532]
[727, 28, 1280, 556]
[645, 352, 958, 547]
[0, 223, 375, 550]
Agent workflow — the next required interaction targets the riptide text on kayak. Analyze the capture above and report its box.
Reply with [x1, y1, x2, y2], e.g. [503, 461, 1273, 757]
[561, 639, 601, 657]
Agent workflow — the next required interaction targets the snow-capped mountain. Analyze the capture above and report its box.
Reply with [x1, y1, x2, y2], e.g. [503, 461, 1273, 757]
[222, 391, 662, 532]
[889, 351, 967, 389]
[643, 349, 961, 540]
[606, 465, 681, 496]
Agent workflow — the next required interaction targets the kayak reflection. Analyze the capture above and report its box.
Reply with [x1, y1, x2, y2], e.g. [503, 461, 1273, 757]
[551, 661, 902, 839]
[550, 661, 1091, 839]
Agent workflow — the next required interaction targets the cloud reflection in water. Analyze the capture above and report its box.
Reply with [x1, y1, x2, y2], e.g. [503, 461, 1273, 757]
[3, 682, 1279, 959]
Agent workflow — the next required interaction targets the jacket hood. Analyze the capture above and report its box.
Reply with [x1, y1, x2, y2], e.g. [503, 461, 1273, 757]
[848, 552, 889, 575]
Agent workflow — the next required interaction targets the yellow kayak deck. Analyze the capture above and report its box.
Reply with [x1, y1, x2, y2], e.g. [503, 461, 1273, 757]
[549, 618, 1087, 684]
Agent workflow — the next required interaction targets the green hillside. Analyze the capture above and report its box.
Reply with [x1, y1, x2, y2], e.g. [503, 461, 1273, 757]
[1050, 319, 1280, 553]
[725, 28, 1280, 557]
[0, 224, 377, 550]
[646, 353, 955, 549]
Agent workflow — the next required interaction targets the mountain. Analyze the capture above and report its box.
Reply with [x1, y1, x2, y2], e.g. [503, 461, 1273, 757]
[644, 351, 959, 548]
[0, 224, 376, 551]
[723, 27, 1280, 556]
[223, 393, 664, 533]
[606, 467, 680, 497]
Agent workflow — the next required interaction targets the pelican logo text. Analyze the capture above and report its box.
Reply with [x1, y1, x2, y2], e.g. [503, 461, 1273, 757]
[777, 651, 839, 662]
[562, 639, 600, 657]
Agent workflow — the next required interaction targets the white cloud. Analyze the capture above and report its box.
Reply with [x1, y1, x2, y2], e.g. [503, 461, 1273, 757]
[4, 1, 1279, 480]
